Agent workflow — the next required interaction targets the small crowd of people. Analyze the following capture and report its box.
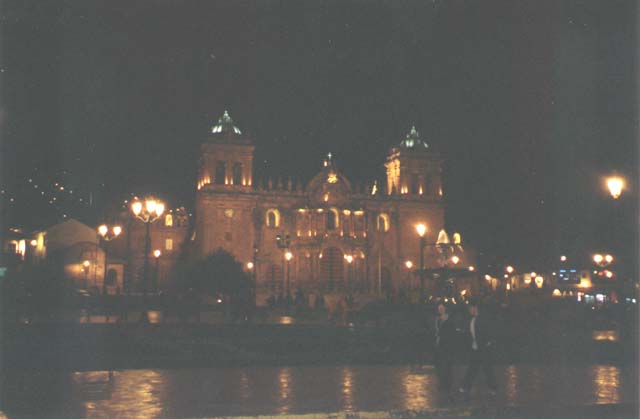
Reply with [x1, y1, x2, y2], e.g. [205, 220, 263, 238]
[432, 299, 497, 399]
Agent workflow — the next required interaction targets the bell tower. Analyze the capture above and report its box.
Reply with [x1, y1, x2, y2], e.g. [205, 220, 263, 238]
[197, 110, 254, 191]
[385, 126, 443, 198]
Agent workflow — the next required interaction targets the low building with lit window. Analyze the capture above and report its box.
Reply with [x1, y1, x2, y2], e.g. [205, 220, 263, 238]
[193, 111, 475, 301]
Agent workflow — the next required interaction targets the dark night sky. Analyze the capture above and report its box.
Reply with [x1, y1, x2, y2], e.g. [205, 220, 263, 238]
[1, 0, 637, 275]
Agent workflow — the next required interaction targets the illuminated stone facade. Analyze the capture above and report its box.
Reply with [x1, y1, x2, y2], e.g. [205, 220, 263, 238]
[195, 112, 472, 298]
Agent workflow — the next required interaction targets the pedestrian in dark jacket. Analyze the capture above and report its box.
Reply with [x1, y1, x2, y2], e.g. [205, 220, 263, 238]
[459, 301, 497, 396]
[434, 302, 456, 393]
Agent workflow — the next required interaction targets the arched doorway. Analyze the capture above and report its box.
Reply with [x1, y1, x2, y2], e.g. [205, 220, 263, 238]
[320, 247, 344, 291]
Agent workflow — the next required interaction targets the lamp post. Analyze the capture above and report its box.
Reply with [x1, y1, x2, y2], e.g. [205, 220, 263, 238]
[82, 260, 90, 289]
[276, 233, 291, 295]
[285, 251, 293, 296]
[98, 224, 122, 294]
[252, 243, 258, 306]
[415, 224, 427, 300]
[131, 198, 165, 296]
[345, 254, 353, 292]
[153, 249, 161, 292]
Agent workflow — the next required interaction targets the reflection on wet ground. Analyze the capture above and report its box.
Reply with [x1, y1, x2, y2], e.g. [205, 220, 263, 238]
[1, 364, 637, 418]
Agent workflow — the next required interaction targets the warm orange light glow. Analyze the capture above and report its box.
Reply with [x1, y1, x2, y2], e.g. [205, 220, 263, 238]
[560, 255, 567, 262]
[468, 266, 475, 271]
[285, 251, 293, 261]
[155, 202, 165, 216]
[113, 226, 122, 236]
[98, 224, 108, 237]
[405, 260, 413, 269]
[247, 262, 254, 270]
[132, 201, 142, 216]
[605, 270, 613, 279]
[606, 176, 624, 199]
[605, 254, 613, 264]
[30, 239, 37, 247]
[345, 254, 353, 264]
[553, 288, 561, 297]
[506, 283, 511, 290]
[146, 199, 157, 213]
[593, 254, 603, 264]
[451, 256, 460, 265]
[153, 249, 161, 258]
[535, 276, 544, 288]
[524, 276, 532, 285]
[83, 260, 90, 268]
[506, 265, 514, 274]
[415, 223, 427, 237]
[484, 275, 491, 281]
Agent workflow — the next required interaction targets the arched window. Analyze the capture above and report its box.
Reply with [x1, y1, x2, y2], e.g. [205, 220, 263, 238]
[232, 163, 242, 185]
[376, 213, 390, 232]
[266, 209, 280, 228]
[164, 214, 173, 227]
[327, 209, 339, 230]
[215, 161, 226, 185]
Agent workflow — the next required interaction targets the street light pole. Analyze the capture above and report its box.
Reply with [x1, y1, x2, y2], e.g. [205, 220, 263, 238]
[285, 251, 293, 296]
[276, 233, 291, 296]
[253, 244, 258, 306]
[131, 198, 165, 296]
[416, 224, 427, 301]
[98, 224, 122, 295]
[153, 249, 161, 292]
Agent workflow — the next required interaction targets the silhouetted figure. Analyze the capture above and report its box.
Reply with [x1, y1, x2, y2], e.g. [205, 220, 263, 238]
[434, 303, 456, 393]
[459, 301, 497, 397]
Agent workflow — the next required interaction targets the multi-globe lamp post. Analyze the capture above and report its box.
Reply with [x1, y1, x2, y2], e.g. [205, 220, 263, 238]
[97, 224, 122, 294]
[131, 198, 165, 296]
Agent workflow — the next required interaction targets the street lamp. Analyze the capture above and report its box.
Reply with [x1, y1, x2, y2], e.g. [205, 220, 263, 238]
[276, 233, 291, 294]
[345, 254, 353, 292]
[593, 253, 614, 267]
[131, 198, 165, 295]
[451, 256, 460, 265]
[606, 176, 624, 199]
[97, 224, 122, 294]
[415, 223, 427, 300]
[284, 251, 293, 296]
[82, 260, 90, 289]
[153, 249, 161, 291]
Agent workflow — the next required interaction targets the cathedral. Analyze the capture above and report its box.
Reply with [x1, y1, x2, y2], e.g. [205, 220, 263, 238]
[193, 111, 473, 300]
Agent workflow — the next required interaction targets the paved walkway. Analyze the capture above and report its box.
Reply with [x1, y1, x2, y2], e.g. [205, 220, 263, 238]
[1, 364, 637, 418]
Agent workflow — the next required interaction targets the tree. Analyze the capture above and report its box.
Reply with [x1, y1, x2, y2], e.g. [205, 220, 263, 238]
[184, 248, 252, 299]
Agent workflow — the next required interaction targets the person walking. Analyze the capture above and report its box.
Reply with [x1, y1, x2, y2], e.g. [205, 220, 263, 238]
[434, 302, 456, 393]
[459, 300, 497, 397]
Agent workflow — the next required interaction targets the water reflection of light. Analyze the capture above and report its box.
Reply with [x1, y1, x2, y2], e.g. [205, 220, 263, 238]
[592, 330, 619, 342]
[592, 366, 621, 404]
[277, 368, 293, 414]
[340, 367, 354, 411]
[504, 365, 518, 404]
[75, 370, 167, 419]
[401, 368, 435, 411]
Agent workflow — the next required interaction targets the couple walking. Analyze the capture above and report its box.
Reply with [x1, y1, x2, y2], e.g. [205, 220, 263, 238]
[433, 299, 497, 397]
